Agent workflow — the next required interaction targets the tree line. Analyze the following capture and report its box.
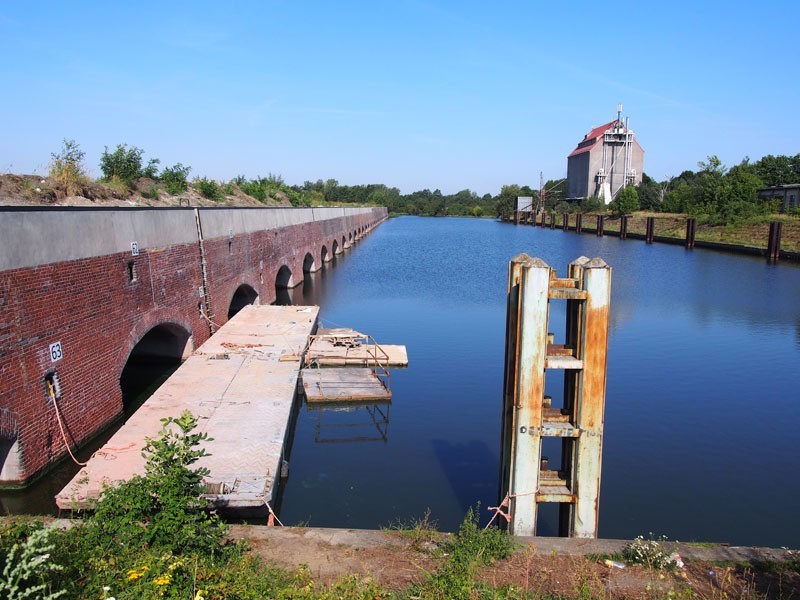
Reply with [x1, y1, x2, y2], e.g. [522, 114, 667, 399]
[44, 140, 798, 220]
[298, 153, 799, 223]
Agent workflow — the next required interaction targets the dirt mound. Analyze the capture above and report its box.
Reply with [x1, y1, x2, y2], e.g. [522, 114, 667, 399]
[0, 173, 293, 208]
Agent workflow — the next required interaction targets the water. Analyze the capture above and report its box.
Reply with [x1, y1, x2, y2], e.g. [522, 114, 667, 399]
[278, 216, 800, 547]
[5, 216, 798, 547]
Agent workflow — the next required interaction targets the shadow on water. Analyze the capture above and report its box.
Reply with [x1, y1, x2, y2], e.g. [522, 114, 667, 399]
[430, 439, 498, 526]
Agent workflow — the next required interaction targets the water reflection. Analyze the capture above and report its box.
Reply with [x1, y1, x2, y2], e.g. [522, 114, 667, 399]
[306, 401, 390, 444]
[278, 216, 800, 545]
[274, 261, 332, 307]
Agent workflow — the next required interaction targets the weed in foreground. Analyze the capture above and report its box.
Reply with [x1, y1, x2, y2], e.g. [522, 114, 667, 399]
[385, 509, 442, 553]
[409, 505, 514, 600]
[624, 534, 682, 570]
[49, 138, 88, 197]
[0, 527, 65, 599]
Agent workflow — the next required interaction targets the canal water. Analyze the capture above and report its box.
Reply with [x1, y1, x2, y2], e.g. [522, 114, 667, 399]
[4, 216, 798, 548]
[278, 216, 800, 547]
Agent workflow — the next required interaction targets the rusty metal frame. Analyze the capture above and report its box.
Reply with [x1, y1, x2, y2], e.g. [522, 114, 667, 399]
[500, 254, 611, 538]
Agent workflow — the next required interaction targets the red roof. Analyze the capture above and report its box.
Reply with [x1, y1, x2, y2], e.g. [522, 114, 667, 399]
[568, 120, 617, 158]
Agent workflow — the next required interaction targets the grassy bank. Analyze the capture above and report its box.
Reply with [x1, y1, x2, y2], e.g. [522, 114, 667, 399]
[523, 212, 800, 254]
[3, 416, 798, 599]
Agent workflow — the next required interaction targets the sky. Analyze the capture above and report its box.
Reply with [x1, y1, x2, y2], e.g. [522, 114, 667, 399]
[1, 1, 797, 196]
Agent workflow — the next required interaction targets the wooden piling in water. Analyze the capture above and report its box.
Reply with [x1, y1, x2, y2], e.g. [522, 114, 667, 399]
[685, 218, 696, 249]
[500, 255, 611, 538]
[619, 216, 628, 240]
[563, 213, 569, 231]
[768, 222, 782, 262]
[550, 213, 556, 229]
[575, 213, 583, 233]
[596, 215, 604, 236]
[540, 211, 547, 227]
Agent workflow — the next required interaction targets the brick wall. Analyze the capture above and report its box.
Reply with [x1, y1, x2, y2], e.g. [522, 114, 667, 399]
[0, 207, 386, 485]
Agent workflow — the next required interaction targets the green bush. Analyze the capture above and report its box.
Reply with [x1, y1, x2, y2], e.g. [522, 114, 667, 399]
[100, 144, 146, 185]
[84, 411, 226, 555]
[220, 181, 237, 196]
[238, 179, 267, 202]
[609, 186, 640, 216]
[580, 196, 604, 213]
[161, 163, 191, 195]
[194, 177, 224, 202]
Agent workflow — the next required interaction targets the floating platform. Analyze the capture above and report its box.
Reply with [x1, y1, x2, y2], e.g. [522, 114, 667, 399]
[301, 368, 392, 403]
[56, 305, 319, 516]
[306, 328, 408, 367]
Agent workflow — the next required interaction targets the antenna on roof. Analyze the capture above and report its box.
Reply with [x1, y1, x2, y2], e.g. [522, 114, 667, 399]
[617, 103, 623, 124]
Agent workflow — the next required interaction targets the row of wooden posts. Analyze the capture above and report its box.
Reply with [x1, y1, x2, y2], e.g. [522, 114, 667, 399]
[513, 211, 785, 263]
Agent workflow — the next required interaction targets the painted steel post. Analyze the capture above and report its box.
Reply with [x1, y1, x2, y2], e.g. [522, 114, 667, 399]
[767, 222, 782, 262]
[499, 256, 527, 510]
[571, 258, 611, 538]
[509, 257, 551, 536]
[645, 217, 655, 243]
[559, 256, 589, 536]
[685, 218, 696, 249]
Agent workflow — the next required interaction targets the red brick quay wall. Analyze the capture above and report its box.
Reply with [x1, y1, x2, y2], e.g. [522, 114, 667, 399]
[0, 206, 387, 485]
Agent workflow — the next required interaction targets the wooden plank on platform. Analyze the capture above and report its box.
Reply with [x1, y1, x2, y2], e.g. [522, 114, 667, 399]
[302, 368, 392, 402]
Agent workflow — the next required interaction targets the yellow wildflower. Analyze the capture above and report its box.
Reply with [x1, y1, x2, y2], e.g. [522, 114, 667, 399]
[153, 574, 172, 586]
[127, 566, 149, 581]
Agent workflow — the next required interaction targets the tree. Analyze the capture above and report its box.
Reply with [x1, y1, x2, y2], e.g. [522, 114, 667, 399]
[754, 154, 799, 187]
[495, 184, 522, 218]
[635, 173, 662, 211]
[609, 186, 639, 216]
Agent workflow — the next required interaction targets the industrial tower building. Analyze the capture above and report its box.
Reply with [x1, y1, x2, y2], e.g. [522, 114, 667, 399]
[566, 105, 644, 203]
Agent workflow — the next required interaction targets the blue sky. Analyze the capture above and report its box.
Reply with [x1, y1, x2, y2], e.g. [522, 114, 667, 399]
[1, 1, 797, 195]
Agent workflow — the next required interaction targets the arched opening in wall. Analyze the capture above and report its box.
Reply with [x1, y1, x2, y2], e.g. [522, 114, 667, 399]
[321, 245, 329, 264]
[119, 323, 192, 415]
[302, 253, 315, 273]
[332, 240, 339, 256]
[0, 408, 21, 483]
[228, 284, 259, 319]
[275, 265, 293, 289]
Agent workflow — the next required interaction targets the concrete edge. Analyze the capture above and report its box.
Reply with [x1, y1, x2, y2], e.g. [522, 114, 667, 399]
[30, 520, 794, 565]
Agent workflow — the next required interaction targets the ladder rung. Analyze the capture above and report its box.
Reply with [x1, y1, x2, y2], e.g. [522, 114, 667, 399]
[541, 422, 580, 437]
[548, 288, 587, 300]
[545, 355, 583, 369]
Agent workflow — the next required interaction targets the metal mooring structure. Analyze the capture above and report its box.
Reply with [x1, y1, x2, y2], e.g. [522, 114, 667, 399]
[499, 255, 611, 538]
